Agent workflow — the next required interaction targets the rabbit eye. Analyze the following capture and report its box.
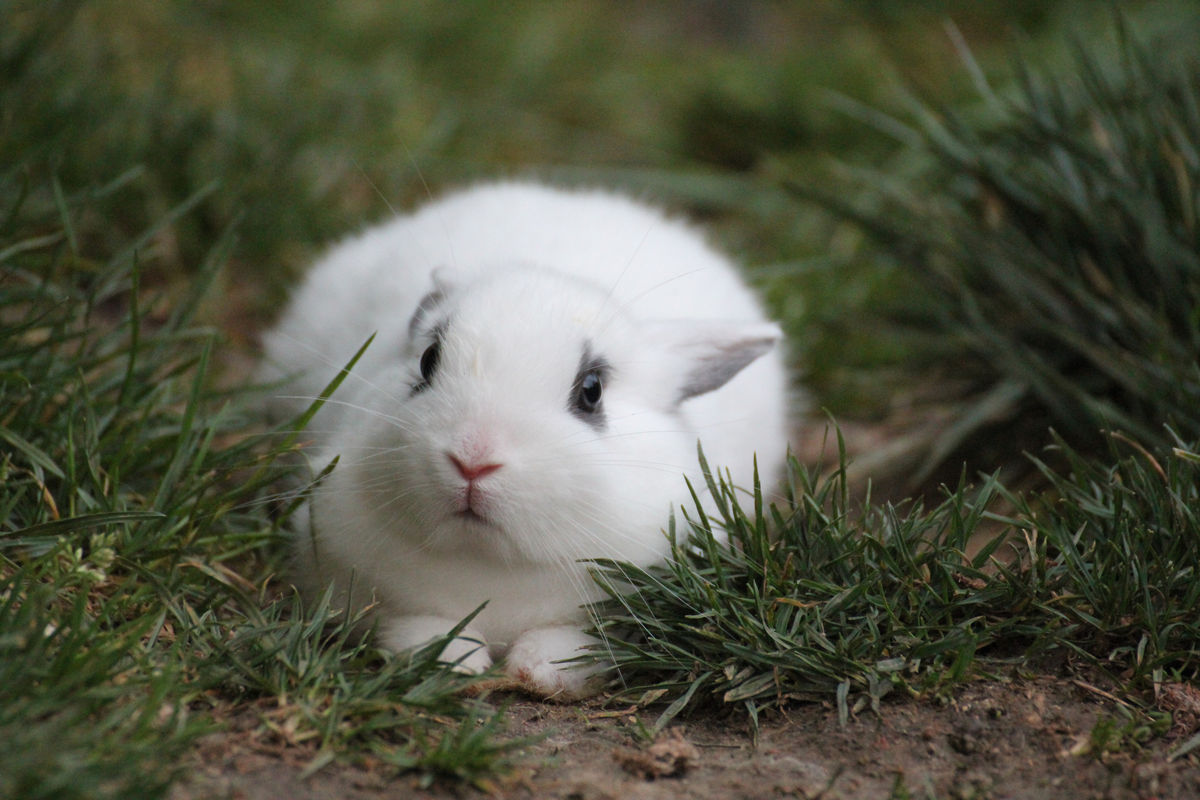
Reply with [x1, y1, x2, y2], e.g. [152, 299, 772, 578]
[570, 348, 609, 428]
[576, 370, 603, 413]
[414, 340, 440, 392]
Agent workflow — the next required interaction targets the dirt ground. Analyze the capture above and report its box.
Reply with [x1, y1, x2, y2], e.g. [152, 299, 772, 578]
[171, 675, 1200, 800]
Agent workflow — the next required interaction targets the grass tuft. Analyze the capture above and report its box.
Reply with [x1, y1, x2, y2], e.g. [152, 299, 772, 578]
[794, 16, 1200, 481]
[589, 434, 1200, 734]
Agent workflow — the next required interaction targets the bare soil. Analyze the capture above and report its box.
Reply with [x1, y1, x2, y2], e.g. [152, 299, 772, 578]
[171, 676, 1200, 800]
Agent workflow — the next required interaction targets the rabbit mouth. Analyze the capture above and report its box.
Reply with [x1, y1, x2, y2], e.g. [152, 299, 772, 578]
[455, 506, 494, 526]
[453, 489, 500, 528]
[452, 475, 501, 526]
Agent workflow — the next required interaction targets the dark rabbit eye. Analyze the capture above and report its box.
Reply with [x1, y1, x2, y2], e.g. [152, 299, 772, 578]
[415, 340, 440, 390]
[574, 370, 603, 415]
[570, 348, 610, 428]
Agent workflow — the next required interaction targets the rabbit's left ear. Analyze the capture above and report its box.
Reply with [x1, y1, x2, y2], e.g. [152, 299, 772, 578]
[645, 320, 781, 403]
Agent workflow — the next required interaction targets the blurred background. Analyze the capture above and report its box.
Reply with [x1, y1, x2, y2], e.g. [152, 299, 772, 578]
[5, 0, 1199, 490]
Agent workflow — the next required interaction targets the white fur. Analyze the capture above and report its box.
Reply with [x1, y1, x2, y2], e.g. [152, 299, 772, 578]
[261, 181, 790, 697]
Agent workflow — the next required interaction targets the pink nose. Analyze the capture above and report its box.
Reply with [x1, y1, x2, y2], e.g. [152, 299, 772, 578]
[447, 453, 503, 482]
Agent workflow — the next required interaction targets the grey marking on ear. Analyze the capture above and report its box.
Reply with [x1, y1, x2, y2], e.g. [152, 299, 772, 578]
[675, 332, 778, 404]
[407, 288, 446, 339]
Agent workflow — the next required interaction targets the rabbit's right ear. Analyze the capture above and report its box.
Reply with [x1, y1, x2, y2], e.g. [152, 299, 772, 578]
[645, 319, 780, 404]
[408, 267, 462, 337]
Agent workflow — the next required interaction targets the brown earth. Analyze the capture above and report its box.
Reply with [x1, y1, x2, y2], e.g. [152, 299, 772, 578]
[171, 676, 1200, 800]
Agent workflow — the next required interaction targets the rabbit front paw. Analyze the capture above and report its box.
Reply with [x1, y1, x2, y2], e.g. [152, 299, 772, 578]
[504, 626, 605, 700]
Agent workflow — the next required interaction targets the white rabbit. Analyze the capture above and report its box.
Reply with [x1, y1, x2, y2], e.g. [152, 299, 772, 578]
[261, 181, 789, 698]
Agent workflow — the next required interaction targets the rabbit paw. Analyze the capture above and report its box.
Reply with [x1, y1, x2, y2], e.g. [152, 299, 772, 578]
[505, 626, 605, 700]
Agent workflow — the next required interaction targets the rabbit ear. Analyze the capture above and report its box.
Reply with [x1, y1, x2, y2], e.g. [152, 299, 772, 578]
[646, 320, 781, 403]
[408, 267, 463, 337]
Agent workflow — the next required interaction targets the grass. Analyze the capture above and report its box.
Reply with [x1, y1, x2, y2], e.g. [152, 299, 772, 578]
[4, 1, 1200, 795]
[589, 432, 1200, 735]
[793, 11, 1200, 483]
